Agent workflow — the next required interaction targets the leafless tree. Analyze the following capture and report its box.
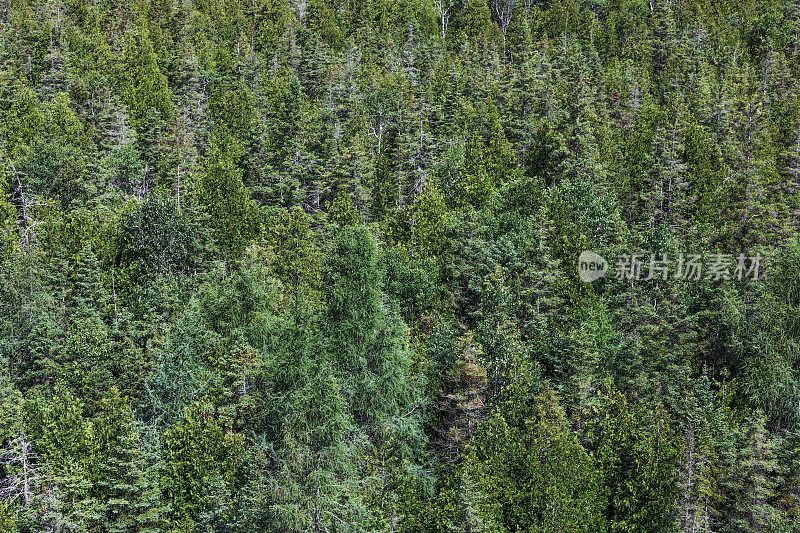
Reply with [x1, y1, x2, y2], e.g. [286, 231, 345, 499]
[10, 161, 45, 253]
[489, 0, 516, 61]
[489, 0, 515, 39]
[0, 428, 37, 506]
[432, 0, 457, 40]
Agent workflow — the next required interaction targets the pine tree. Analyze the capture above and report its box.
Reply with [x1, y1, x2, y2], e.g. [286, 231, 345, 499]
[580, 386, 681, 533]
[196, 133, 261, 258]
[55, 245, 116, 411]
[121, 21, 173, 136]
[434, 330, 487, 465]
[268, 207, 322, 306]
[324, 225, 423, 436]
[1, 84, 42, 159]
[465, 385, 604, 532]
[88, 388, 167, 532]
[720, 411, 784, 532]
[450, 132, 493, 209]
[161, 400, 242, 528]
[23, 381, 95, 529]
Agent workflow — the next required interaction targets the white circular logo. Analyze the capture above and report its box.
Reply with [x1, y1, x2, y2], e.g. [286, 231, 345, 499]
[578, 251, 608, 282]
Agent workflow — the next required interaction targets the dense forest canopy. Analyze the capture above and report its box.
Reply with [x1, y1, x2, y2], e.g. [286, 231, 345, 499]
[2, 0, 800, 530]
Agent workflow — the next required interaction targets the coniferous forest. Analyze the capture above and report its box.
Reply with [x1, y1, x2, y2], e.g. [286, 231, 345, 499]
[3, 0, 800, 530]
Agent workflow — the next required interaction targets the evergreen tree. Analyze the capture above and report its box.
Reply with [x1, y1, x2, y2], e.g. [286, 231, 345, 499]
[196, 134, 261, 258]
[465, 385, 604, 532]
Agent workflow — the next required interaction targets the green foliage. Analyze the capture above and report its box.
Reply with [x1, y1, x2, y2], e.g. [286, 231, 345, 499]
[16, 92, 92, 210]
[324, 225, 423, 428]
[268, 207, 322, 302]
[116, 195, 192, 286]
[581, 386, 681, 533]
[3, 0, 800, 530]
[466, 386, 603, 532]
[324, 225, 383, 364]
[197, 134, 261, 257]
[1, 84, 42, 158]
[209, 80, 256, 142]
[162, 401, 242, 527]
[122, 23, 173, 134]
[329, 191, 361, 229]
